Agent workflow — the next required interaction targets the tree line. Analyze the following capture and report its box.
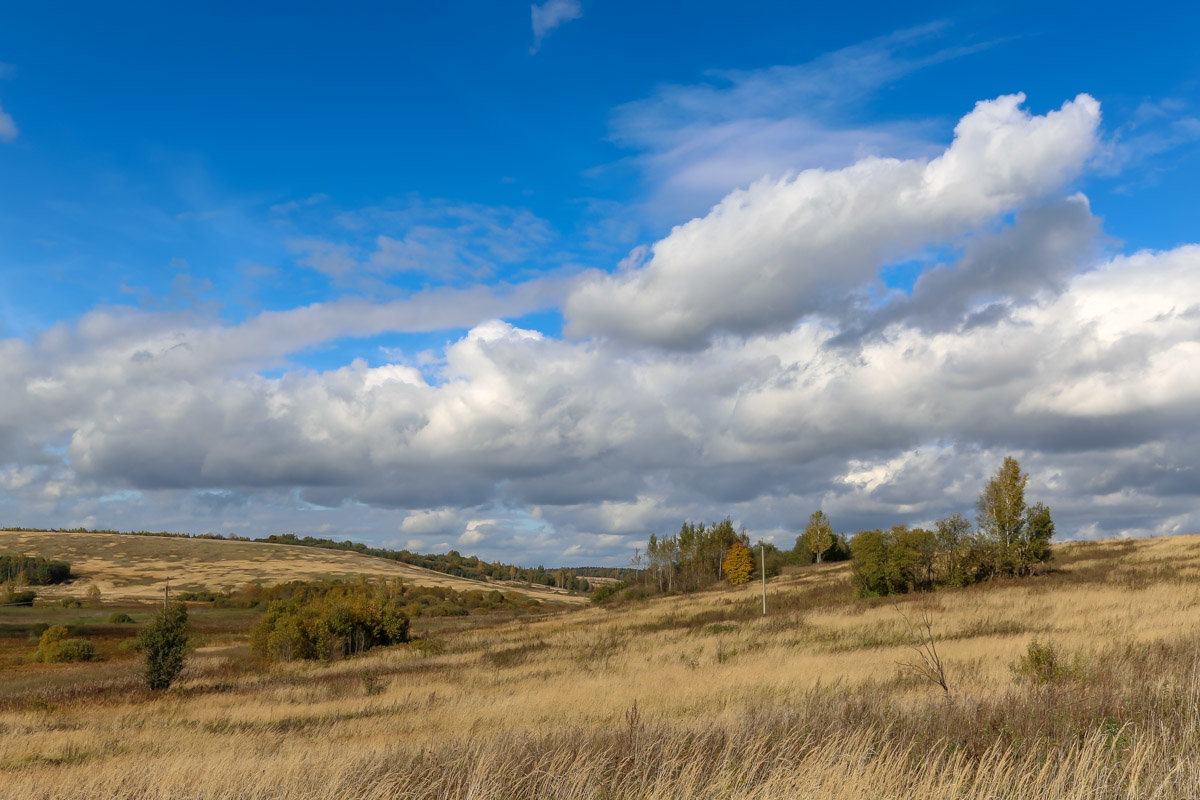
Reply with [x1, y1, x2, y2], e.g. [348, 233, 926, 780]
[0, 553, 72, 586]
[256, 534, 595, 592]
[598, 514, 854, 603]
[850, 456, 1054, 596]
[603, 456, 1052, 604]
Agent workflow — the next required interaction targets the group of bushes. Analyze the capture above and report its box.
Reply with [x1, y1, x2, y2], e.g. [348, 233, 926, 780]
[250, 581, 412, 662]
[183, 579, 541, 619]
[251, 578, 540, 663]
[29, 624, 97, 663]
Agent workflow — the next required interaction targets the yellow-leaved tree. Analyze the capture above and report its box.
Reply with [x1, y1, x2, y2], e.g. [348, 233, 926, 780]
[722, 541, 754, 586]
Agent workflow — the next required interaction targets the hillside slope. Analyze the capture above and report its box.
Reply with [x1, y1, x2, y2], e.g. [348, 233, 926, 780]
[0, 530, 586, 603]
[3, 533, 1200, 797]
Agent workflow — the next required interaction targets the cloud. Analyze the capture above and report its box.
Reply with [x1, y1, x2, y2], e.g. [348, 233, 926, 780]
[566, 93, 1101, 348]
[3, 236, 1199, 554]
[606, 23, 995, 220]
[1095, 98, 1200, 177]
[2, 89, 1198, 562]
[458, 519, 496, 547]
[832, 194, 1104, 343]
[287, 199, 557, 286]
[0, 101, 17, 142]
[400, 508, 460, 536]
[530, 0, 583, 54]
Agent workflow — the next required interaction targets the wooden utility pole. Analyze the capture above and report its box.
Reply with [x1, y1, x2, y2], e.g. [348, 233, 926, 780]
[760, 541, 767, 616]
[164, 578, 170, 612]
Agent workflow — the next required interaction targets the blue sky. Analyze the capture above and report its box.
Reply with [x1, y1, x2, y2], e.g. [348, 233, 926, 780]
[1, 2, 1199, 565]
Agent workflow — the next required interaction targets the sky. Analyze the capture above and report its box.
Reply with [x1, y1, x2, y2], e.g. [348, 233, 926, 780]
[1, 1, 1199, 566]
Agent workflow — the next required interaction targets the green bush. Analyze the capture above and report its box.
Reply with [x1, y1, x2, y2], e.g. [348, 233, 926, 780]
[45, 638, 98, 662]
[139, 603, 190, 690]
[59, 597, 83, 608]
[251, 582, 410, 662]
[590, 582, 627, 605]
[1012, 642, 1080, 686]
[1011, 638, 1072, 684]
[108, 611, 136, 623]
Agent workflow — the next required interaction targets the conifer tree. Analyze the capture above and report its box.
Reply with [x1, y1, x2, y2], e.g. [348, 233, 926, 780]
[140, 602, 189, 690]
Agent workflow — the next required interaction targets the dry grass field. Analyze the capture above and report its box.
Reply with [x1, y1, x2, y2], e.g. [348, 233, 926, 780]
[2, 533, 1200, 798]
[0, 530, 584, 604]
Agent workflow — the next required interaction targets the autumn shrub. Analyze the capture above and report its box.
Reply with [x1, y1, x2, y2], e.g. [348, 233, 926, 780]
[432, 600, 468, 616]
[722, 541, 754, 585]
[30, 624, 97, 663]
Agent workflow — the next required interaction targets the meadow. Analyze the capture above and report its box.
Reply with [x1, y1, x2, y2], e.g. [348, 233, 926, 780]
[0, 530, 581, 604]
[1, 532, 1200, 798]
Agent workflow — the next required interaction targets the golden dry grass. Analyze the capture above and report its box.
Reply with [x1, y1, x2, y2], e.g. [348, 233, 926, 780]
[2, 533, 1200, 798]
[0, 530, 584, 604]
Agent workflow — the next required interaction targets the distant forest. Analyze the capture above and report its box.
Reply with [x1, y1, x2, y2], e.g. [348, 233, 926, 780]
[256, 533, 607, 591]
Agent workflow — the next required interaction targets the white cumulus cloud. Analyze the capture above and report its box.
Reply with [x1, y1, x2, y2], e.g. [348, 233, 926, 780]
[566, 93, 1101, 348]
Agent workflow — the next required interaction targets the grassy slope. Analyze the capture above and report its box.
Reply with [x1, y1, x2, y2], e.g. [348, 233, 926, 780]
[0, 530, 586, 604]
[2, 533, 1200, 798]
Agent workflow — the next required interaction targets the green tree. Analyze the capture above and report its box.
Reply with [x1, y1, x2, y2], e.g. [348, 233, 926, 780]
[976, 456, 1054, 576]
[850, 529, 890, 596]
[139, 602, 190, 691]
[892, 525, 938, 592]
[1016, 502, 1055, 575]
[803, 510, 835, 563]
[934, 513, 974, 586]
[977, 456, 1028, 573]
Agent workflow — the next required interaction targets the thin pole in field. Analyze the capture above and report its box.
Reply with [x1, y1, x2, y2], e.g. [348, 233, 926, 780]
[760, 541, 766, 616]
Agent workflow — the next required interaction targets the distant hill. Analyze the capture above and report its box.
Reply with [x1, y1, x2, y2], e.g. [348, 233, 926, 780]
[0, 530, 587, 604]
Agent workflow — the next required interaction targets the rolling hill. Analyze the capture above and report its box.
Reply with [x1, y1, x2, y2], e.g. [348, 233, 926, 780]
[0, 530, 587, 604]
